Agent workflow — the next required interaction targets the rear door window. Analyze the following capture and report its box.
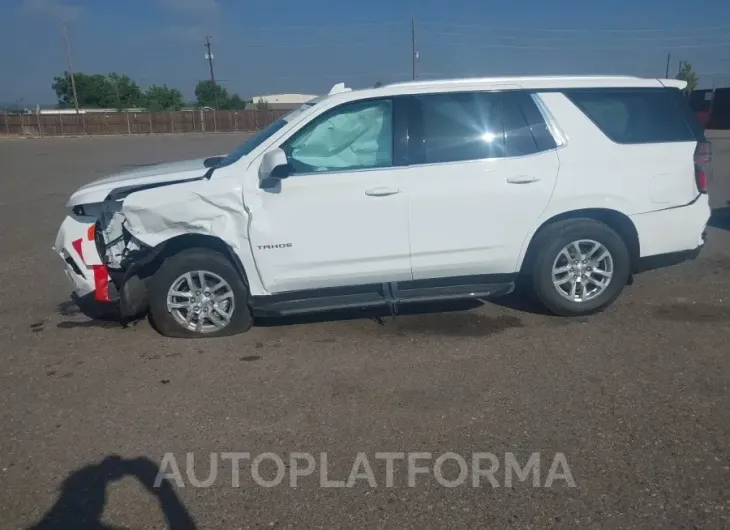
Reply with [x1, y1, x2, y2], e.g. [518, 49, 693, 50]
[409, 92, 504, 164]
[565, 88, 699, 144]
[408, 90, 557, 165]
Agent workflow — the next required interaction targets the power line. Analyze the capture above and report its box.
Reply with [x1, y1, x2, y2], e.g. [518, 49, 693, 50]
[215, 72, 416, 82]
[424, 31, 730, 43]
[244, 20, 405, 31]
[420, 38, 730, 51]
[417, 21, 730, 34]
[237, 33, 730, 51]
[209, 19, 730, 36]
[240, 38, 407, 50]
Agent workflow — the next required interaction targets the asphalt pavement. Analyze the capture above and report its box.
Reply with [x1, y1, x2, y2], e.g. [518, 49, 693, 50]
[0, 132, 728, 529]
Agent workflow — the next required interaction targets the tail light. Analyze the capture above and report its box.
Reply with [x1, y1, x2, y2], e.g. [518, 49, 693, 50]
[694, 141, 712, 194]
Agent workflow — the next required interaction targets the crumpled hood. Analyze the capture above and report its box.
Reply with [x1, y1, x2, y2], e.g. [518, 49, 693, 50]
[67, 157, 213, 207]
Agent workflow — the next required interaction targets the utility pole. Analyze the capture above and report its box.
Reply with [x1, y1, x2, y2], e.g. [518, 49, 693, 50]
[665, 52, 671, 79]
[113, 80, 121, 111]
[411, 17, 418, 80]
[61, 23, 80, 115]
[205, 36, 219, 110]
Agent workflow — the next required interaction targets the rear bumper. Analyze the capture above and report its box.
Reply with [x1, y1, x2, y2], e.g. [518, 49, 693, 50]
[631, 194, 711, 261]
[636, 237, 705, 273]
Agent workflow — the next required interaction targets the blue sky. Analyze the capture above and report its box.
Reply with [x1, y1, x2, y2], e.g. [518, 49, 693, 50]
[3, 0, 730, 105]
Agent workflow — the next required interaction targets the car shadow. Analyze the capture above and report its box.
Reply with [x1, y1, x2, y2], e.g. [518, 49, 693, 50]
[60, 290, 543, 332]
[58, 294, 120, 321]
[487, 288, 549, 315]
[708, 206, 730, 231]
[27, 455, 198, 530]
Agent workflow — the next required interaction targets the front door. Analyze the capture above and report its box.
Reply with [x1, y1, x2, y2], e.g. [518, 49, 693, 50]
[247, 97, 412, 293]
[402, 90, 560, 279]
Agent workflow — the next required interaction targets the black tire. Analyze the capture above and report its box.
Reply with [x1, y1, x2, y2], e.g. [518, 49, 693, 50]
[148, 248, 253, 338]
[529, 219, 630, 317]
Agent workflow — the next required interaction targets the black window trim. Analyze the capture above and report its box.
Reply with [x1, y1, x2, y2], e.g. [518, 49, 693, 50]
[530, 92, 568, 148]
[404, 89, 562, 167]
[502, 90, 560, 155]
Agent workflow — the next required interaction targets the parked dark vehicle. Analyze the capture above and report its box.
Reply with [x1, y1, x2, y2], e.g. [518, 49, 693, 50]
[689, 88, 730, 130]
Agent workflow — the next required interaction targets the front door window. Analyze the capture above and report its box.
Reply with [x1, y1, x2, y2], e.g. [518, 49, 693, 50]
[283, 99, 393, 174]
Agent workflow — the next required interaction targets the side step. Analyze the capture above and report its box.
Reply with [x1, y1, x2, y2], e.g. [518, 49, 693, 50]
[253, 292, 387, 317]
[251, 277, 515, 317]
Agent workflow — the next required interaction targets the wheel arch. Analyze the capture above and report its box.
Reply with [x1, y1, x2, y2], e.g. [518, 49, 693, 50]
[518, 208, 641, 276]
[119, 233, 251, 319]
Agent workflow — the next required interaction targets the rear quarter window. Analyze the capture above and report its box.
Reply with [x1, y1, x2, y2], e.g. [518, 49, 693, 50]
[564, 88, 699, 144]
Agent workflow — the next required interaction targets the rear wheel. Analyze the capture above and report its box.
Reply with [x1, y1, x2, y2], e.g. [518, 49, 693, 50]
[148, 248, 253, 338]
[530, 219, 630, 316]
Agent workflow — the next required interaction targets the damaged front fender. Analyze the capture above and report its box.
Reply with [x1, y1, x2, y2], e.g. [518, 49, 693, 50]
[118, 177, 265, 297]
[122, 179, 248, 251]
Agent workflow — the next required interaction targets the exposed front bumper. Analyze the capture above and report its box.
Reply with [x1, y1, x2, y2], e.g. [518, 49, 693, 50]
[54, 214, 112, 300]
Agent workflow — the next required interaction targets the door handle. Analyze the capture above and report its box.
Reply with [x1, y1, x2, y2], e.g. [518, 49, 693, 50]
[506, 175, 540, 184]
[365, 187, 401, 197]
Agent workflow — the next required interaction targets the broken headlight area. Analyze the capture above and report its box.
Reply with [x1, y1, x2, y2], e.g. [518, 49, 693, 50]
[79, 201, 153, 301]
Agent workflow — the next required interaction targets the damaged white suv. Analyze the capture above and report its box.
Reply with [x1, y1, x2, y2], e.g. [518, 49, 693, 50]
[55, 76, 712, 338]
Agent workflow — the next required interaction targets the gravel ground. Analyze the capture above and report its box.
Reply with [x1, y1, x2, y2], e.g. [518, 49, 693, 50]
[0, 132, 729, 529]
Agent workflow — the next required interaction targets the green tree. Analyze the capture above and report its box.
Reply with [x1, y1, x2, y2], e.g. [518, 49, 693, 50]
[107, 73, 143, 110]
[52, 72, 142, 109]
[254, 99, 270, 110]
[373, 80, 383, 88]
[676, 61, 698, 94]
[194, 80, 231, 108]
[226, 94, 249, 110]
[145, 84, 184, 111]
[53, 72, 109, 108]
[193, 80, 250, 109]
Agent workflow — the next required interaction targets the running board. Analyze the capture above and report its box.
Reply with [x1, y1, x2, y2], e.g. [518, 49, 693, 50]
[251, 276, 515, 317]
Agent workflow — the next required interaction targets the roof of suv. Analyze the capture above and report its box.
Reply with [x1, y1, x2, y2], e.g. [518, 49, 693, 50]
[319, 76, 688, 105]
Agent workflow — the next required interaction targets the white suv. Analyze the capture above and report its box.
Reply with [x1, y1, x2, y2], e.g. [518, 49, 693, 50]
[54, 76, 712, 338]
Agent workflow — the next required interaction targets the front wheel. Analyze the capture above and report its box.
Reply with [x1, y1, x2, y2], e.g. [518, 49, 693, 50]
[148, 248, 253, 338]
[530, 219, 630, 316]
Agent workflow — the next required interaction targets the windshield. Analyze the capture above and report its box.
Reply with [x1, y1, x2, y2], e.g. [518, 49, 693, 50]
[215, 102, 316, 169]
[216, 119, 288, 169]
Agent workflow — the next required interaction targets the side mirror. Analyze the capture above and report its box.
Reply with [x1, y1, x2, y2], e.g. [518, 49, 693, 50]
[258, 148, 289, 182]
[203, 155, 224, 168]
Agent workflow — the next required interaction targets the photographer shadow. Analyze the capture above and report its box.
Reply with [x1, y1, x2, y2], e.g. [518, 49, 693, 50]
[28, 455, 197, 530]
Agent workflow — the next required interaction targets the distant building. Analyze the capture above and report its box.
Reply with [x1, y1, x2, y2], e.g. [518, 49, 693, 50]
[246, 93, 317, 111]
[252, 93, 317, 105]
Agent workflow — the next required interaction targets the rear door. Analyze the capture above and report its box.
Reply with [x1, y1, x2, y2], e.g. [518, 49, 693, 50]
[402, 90, 561, 280]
